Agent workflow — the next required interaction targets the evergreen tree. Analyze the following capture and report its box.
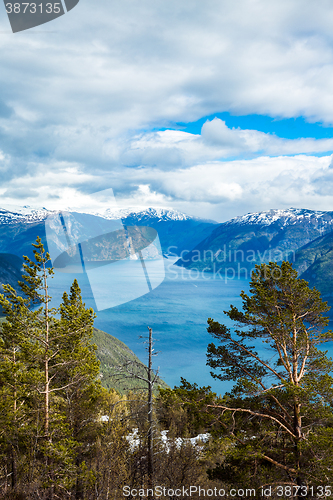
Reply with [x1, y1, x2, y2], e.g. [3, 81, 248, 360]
[0, 308, 30, 491]
[58, 279, 103, 499]
[206, 261, 333, 490]
[0, 238, 102, 498]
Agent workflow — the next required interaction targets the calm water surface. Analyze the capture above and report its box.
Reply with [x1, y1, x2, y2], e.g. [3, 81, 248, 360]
[48, 258, 333, 394]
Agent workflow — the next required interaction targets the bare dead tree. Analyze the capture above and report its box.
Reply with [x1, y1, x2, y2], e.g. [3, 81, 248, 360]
[113, 327, 160, 493]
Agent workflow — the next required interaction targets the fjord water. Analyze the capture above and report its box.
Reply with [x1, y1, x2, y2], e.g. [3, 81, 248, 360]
[95, 260, 253, 393]
[48, 257, 253, 393]
[48, 258, 333, 394]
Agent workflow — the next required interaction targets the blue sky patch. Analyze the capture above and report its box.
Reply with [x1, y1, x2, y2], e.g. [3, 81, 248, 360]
[171, 113, 333, 139]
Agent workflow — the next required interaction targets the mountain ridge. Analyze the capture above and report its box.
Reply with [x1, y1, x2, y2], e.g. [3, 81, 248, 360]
[225, 207, 333, 229]
[175, 207, 333, 280]
[0, 205, 218, 293]
[0, 205, 217, 225]
[2, 205, 333, 300]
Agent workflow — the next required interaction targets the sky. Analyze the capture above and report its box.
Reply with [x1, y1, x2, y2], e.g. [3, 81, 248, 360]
[1, 0, 333, 222]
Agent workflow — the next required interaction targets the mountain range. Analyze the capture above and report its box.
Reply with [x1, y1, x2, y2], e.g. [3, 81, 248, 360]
[1, 204, 333, 390]
[0, 206, 217, 255]
[0, 206, 218, 290]
[175, 208, 333, 296]
[1, 204, 333, 299]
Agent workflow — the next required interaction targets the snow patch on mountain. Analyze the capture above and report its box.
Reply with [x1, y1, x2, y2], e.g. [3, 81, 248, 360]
[0, 205, 214, 227]
[91, 207, 196, 222]
[0, 206, 56, 225]
[226, 208, 333, 228]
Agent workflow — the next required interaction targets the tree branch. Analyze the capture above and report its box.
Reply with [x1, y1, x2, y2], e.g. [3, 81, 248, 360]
[207, 404, 297, 439]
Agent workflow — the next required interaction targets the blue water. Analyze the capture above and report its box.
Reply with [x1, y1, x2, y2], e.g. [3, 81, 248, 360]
[47, 258, 333, 395]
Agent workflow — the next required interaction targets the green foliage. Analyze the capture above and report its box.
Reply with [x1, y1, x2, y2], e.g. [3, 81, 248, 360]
[92, 327, 169, 393]
[0, 238, 176, 499]
[158, 378, 221, 437]
[206, 261, 333, 488]
[9, 242, 333, 496]
[0, 238, 104, 497]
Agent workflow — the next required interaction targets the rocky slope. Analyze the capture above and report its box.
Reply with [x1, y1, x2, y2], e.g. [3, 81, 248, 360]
[293, 232, 333, 296]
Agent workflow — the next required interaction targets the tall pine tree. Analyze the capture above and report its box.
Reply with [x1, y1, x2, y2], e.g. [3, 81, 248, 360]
[206, 261, 333, 490]
[0, 238, 102, 497]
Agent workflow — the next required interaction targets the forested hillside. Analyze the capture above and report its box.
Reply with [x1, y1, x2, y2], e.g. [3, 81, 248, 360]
[93, 327, 169, 393]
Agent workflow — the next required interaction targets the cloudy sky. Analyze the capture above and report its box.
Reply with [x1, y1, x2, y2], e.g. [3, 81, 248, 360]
[1, 0, 333, 221]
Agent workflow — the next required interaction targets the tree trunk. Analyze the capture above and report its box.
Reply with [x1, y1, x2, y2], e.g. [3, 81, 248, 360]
[293, 401, 303, 498]
[11, 445, 17, 490]
[147, 327, 154, 493]
[12, 347, 17, 490]
[75, 453, 84, 499]
[43, 261, 50, 440]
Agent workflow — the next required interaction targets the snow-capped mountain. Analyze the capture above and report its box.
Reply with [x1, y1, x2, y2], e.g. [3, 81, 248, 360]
[117, 208, 218, 254]
[0, 205, 217, 292]
[0, 205, 218, 261]
[176, 207, 333, 275]
[0, 205, 213, 225]
[2, 204, 333, 299]
[58, 206, 217, 255]
[226, 208, 333, 232]
[95, 207, 195, 222]
[0, 206, 55, 225]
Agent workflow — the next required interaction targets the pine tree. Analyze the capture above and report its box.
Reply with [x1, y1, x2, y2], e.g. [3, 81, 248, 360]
[58, 279, 103, 500]
[0, 307, 30, 491]
[0, 238, 102, 497]
[206, 261, 333, 490]
[0, 237, 55, 492]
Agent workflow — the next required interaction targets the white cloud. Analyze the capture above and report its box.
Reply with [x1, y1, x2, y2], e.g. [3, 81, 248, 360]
[0, 152, 332, 222]
[1, 0, 333, 218]
[201, 119, 333, 156]
[2, 1, 333, 137]
[110, 120, 333, 170]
